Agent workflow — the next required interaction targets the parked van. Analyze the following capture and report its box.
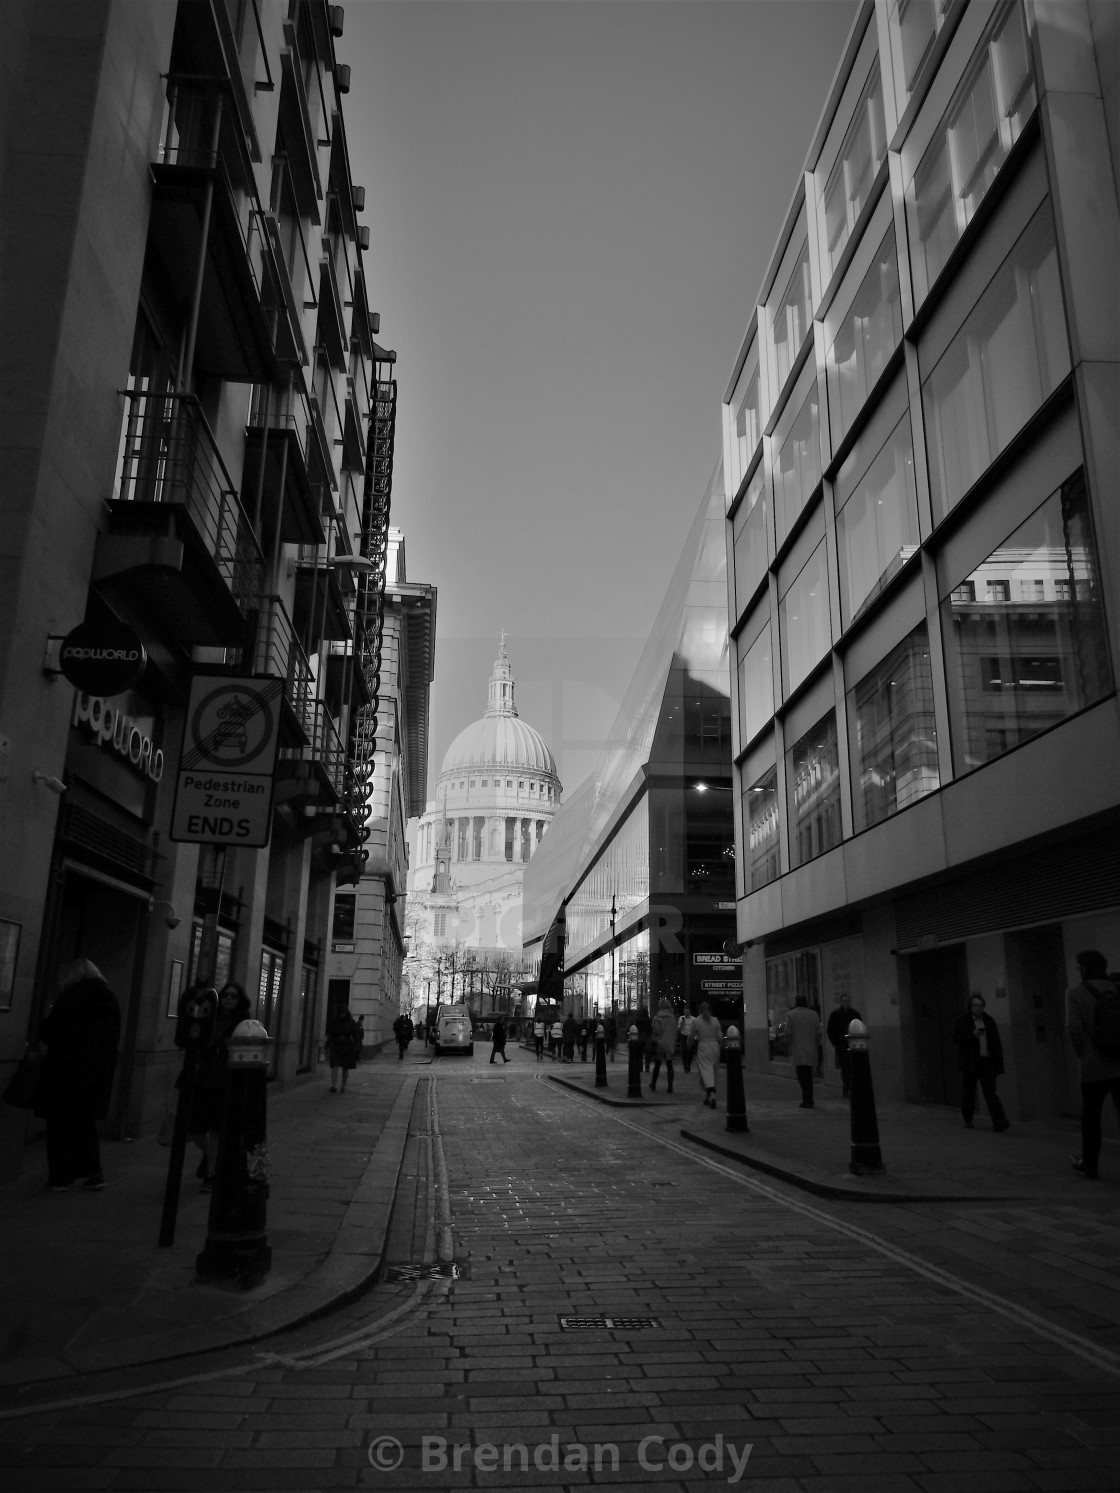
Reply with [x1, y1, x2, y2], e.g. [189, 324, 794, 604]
[435, 1003, 473, 1056]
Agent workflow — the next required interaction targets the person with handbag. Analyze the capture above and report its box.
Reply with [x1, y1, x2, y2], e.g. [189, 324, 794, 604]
[693, 1002, 724, 1109]
[34, 958, 121, 1192]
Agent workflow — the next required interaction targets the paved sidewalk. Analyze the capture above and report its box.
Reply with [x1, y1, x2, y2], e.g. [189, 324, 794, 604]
[0, 1050, 424, 1388]
[544, 1054, 1119, 1202]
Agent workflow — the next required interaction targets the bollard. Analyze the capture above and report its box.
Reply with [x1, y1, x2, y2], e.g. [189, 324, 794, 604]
[723, 1025, 749, 1133]
[626, 1025, 643, 1099]
[196, 1019, 273, 1286]
[594, 1024, 608, 1088]
[846, 1019, 884, 1175]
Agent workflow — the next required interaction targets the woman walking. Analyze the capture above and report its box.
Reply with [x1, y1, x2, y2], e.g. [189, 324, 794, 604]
[648, 998, 677, 1092]
[693, 1002, 723, 1109]
[327, 1004, 361, 1092]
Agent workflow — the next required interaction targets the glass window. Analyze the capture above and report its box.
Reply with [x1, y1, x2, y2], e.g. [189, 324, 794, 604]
[788, 712, 842, 867]
[907, 2, 1036, 304]
[850, 623, 940, 831]
[771, 237, 812, 392]
[922, 205, 1070, 522]
[746, 765, 781, 892]
[732, 464, 768, 614]
[737, 623, 774, 748]
[941, 470, 1112, 773]
[729, 348, 761, 495]
[822, 64, 887, 280]
[826, 230, 903, 449]
[780, 541, 831, 695]
[835, 410, 920, 626]
[773, 377, 822, 548]
[332, 893, 356, 941]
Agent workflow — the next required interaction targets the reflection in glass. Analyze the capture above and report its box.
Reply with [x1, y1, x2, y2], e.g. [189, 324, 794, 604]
[767, 948, 820, 1060]
[771, 238, 812, 392]
[826, 231, 903, 448]
[729, 353, 761, 494]
[835, 410, 919, 626]
[851, 623, 940, 831]
[941, 470, 1112, 772]
[773, 381, 822, 547]
[788, 712, 842, 867]
[923, 205, 1070, 521]
[888, 0, 947, 101]
[907, 2, 1036, 304]
[780, 541, 831, 695]
[746, 765, 780, 891]
[732, 463, 768, 614]
[822, 63, 886, 279]
[737, 622, 774, 748]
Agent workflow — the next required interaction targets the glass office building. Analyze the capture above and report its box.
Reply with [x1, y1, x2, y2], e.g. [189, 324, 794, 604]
[724, 0, 1120, 1113]
[522, 467, 737, 1022]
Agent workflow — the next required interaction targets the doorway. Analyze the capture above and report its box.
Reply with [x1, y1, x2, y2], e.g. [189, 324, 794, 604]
[1005, 924, 1073, 1118]
[908, 945, 969, 1106]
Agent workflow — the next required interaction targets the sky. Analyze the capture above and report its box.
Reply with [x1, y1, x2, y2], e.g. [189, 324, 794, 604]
[339, 0, 859, 803]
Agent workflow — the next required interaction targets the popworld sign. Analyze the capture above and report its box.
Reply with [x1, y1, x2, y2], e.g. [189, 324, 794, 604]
[170, 676, 282, 846]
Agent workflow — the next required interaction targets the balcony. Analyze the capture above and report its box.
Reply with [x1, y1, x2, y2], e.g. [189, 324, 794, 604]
[278, 19, 323, 221]
[243, 595, 314, 744]
[243, 380, 330, 547]
[342, 363, 368, 472]
[317, 235, 348, 369]
[94, 390, 263, 647]
[278, 700, 346, 807]
[148, 79, 279, 383]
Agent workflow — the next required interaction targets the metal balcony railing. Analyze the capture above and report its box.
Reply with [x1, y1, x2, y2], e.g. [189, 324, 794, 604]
[305, 701, 346, 799]
[114, 389, 264, 613]
[246, 595, 315, 737]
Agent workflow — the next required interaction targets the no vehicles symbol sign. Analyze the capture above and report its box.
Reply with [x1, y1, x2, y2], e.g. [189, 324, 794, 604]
[171, 676, 283, 847]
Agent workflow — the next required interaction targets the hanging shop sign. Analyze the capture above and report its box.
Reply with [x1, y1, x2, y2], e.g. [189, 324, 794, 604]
[701, 980, 743, 992]
[58, 619, 147, 695]
[171, 675, 282, 847]
[694, 952, 740, 968]
[72, 692, 165, 781]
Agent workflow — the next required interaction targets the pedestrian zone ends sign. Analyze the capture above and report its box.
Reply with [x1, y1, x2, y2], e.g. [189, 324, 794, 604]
[171, 676, 282, 846]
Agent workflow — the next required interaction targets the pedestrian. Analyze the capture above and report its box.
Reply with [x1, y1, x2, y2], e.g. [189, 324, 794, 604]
[192, 981, 253, 1187]
[577, 1022, 590, 1062]
[1066, 949, 1120, 1179]
[826, 992, 862, 1097]
[392, 1011, 412, 1060]
[354, 1015, 365, 1063]
[678, 1008, 696, 1073]
[648, 998, 676, 1093]
[533, 1016, 546, 1060]
[693, 1001, 723, 1109]
[562, 1013, 578, 1063]
[549, 1018, 562, 1059]
[604, 1013, 618, 1061]
[782, 994, 821, 1109]
[952, 994, 1010, 1132]
[636, 1006, 652, 1071]
[489, 1016, 511, 1064]
[36, 958, 121, 1192]
[327, 1004, 361, 1091]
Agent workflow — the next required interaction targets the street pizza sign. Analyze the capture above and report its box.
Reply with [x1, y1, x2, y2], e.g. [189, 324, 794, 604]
[170, 676, 282, 846]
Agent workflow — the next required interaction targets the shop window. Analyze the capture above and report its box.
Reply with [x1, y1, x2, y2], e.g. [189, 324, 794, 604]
[835, 409, 920, 627]
[907, 2, 1036, 305]
[779, 542, 831, 696]
[732, 464, 769, 616]
[745, 765, 781, 892]
[332, 893, 356, 942]
[941, 470, 1112, 772]
[737, 623, 774, 749]
[825, 230, 903, 449]
[770, 237, 813, 392]
[922, 204, 1070, 522]
[788, 712, 842, 867]
[822, 63, 887, 280]
[850, 622, 940, 831]
[773, 371, 822, 548]
[766, 948, 821, 1061]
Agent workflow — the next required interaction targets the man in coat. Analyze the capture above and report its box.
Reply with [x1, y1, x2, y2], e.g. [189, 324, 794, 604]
[782, 995, 821, 1109]
[952, 994, 1010, 1132]
[1066, 949, 1120, 1179]
[826, 992, 862, 1097]
[648, 999, 677, 1093]
[37, 958, 121, 1190]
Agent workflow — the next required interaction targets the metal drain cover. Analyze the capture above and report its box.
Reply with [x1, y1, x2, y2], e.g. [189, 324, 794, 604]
[383, 1262, 463, 1281]
[560, 1316, 660, 1330]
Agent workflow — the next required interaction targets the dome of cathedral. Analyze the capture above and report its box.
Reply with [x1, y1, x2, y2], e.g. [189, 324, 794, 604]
[438, 639, 559, 781]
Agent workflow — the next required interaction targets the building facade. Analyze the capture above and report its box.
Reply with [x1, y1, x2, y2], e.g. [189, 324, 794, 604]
[325, 530, 435, 1047]
[406, 639, 562, 1018]
[723, 0, 1120, 1113]
[0, 0, 409, 1171]
[522, 467, 736, 1026]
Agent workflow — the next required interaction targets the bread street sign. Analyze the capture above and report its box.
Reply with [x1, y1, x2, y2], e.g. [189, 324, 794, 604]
[171, 676, 282, 846]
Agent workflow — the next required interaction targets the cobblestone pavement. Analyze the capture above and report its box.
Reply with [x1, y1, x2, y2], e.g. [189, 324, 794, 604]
[1, 1052, 1118, 1491]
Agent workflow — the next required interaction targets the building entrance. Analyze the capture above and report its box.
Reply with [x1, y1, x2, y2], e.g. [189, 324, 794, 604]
[1005, 924, 1074, 1118]
[909, 946, 969, 1106]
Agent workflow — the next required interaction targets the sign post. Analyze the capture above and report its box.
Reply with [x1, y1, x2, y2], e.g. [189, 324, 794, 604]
[171, 676, 282, 848]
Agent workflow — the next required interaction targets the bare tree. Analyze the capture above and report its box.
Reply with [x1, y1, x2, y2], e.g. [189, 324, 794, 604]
[478, 950, 515, 1014]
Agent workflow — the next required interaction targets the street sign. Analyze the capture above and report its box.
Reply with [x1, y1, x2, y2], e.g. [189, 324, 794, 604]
[170, 676, 282, 846]
[58, 618, 147, 695]
[701, 979, 743, 992]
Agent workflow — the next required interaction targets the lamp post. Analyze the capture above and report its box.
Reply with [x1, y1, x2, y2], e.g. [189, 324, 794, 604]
[609, 893, 616, 1021]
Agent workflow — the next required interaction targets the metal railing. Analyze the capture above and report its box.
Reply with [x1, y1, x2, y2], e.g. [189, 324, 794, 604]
[246, 595, 314, 737]
[114, 389, 264, 614]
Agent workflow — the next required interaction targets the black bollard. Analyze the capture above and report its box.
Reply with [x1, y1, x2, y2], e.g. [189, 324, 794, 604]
[626, 1026, 643, 1099]
[723, 1025, 749, 1133]
[196, 1019, 273, 1286]
[846, 1020, 884, 1175]
[594, 1025, 608, 1089]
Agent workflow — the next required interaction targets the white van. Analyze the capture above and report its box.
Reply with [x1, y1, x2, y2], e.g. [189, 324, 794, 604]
[435, 1004, 473, 1056]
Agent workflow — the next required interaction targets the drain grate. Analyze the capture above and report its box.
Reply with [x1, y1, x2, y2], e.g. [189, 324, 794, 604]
[560, 1316, 661, 1330]
[383, 1262, 463, 1281]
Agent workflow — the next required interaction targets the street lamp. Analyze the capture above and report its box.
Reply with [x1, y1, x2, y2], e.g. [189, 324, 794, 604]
[609, 893, 616, 1021]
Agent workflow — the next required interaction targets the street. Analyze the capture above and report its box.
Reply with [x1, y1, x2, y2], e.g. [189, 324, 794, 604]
[1, 1044, 1118, 1491]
